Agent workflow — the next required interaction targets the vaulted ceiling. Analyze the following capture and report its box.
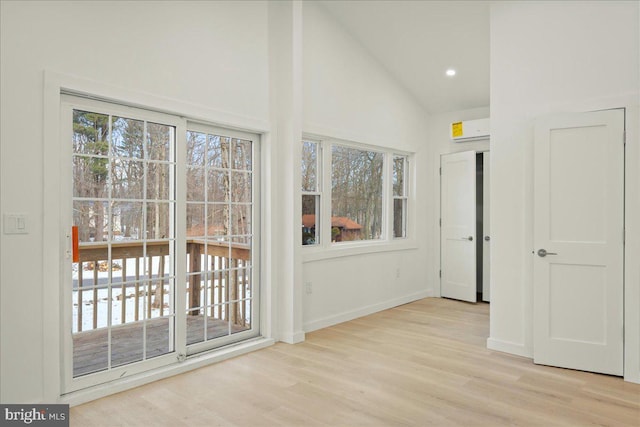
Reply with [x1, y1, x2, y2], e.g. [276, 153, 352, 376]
[318, 1, 490, 114]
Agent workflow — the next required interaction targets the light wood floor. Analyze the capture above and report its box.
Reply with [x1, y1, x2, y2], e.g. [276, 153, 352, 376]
[71, 298, 640, 426]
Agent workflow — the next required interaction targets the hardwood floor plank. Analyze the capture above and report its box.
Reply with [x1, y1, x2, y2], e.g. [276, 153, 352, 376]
[71, 298, 640, 426]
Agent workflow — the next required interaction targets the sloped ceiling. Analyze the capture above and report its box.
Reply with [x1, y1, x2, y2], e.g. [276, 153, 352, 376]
[318, 0, 490, 114]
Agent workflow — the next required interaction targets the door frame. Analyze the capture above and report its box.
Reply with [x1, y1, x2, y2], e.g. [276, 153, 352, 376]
[42, 71, 274, 404]
[484, 102, 639, 384]
[439, 148, 490, 301]
[532, 109, 624, 375]
[482, 152, 490, 302]
[59, 95, 264, 392]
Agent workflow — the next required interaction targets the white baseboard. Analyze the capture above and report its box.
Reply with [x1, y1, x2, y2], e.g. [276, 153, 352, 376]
[486, 337, 532, 358]
[303, 290, 432, 333]
[279, 330, 306, 344]
[624, 373, 640, 384]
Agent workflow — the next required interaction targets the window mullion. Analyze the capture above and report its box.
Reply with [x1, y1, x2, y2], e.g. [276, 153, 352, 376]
[384, 151, 393, 240]
[174, 119, 187, 358]
[404, 156, 410, 239]
[322, 141, 332, 247]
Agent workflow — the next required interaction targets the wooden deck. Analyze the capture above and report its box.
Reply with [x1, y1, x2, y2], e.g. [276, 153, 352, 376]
[73, 316, 250, 377]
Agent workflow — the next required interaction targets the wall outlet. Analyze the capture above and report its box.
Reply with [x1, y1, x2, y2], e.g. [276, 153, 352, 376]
[305, 282, 313, 294]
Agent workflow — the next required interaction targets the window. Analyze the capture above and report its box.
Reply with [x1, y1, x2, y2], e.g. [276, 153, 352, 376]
[301, 140, 320, 245]
[301, 137, 411, 248]
[393, 155, 408, 238]
[331, 145, 384, 242]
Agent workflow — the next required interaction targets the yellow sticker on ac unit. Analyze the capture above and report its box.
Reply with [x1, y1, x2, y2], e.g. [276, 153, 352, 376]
[452, 122, 463, 137]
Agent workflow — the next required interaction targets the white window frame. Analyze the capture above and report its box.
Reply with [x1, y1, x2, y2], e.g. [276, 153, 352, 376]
[57, 94, 263, 394]
[43, 71, 273, 405]
[60, 94, 185, 393]
[392, 154, 409, 239]
[302, 135, 416, 262]
[183, 121, 262, 357]
[301, 139, 322, 246]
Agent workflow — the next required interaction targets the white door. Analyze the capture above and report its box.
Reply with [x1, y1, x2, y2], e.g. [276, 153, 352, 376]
[441, 151, 476, 302]
[482, 152, 490, 302]
[533, 110, 624, 376]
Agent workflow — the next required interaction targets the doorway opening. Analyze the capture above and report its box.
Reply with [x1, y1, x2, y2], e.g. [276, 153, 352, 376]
[440, 150, 490, 303]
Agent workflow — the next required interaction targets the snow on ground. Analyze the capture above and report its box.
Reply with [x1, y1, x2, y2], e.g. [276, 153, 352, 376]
[72, 257, 250, 333]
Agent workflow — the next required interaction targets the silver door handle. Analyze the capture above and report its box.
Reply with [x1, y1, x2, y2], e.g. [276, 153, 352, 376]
[462, 236, 473, 241]
[537, 249, 558, 257]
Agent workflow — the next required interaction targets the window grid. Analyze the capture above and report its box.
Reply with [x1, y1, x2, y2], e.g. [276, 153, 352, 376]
[71, 109, 176, 377]
[185, 130, 254, 346]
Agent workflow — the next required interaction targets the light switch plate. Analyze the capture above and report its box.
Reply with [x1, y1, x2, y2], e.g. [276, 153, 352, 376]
[3, 213, 28, 234]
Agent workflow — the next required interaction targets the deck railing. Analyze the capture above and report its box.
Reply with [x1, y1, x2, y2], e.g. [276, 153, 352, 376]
[74, 240, 251, 332]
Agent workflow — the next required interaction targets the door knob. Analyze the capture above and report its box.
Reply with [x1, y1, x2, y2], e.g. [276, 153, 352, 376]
[462, 236, 473, 241]
[537, 248, 558, 257]
[484, 236, 490, 241]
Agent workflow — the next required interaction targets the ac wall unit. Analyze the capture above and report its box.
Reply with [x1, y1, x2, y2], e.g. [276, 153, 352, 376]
[450, 118, 490, 142]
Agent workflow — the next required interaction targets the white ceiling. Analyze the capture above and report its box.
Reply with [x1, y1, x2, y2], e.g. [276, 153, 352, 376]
[318, 0, 490, 114]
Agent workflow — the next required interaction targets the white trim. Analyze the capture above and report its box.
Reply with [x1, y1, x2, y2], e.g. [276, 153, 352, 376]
[60, 95, 185, 393]
[182, 122, 263, 356]
[489, 97, 640, 384]
[623, 105, 640, 384]
[259, 131, 275, 341]
[279, 331, 306, 344]
[392, 154, 409, 239]
[302, 240, 418, 263]
[304, 131, 414, 157]
[43, 71, 64, 403]
[174, 119, 188, 364]
[50, 71, 269, 134]
[300, 132, 417, 260]
[303, 291, 431, 333]
[186, 121, 259, 142]
[486, 338, 532, 358]
[42, 70, 272, 402]
[303, 122, 416, 153]
[383, 151, 392, 240]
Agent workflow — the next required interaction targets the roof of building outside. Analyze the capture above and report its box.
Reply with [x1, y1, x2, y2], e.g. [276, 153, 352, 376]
[302, 214, 362, 230]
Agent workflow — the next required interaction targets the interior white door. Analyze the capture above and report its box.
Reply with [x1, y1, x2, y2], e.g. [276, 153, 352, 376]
[482, 152, 490, 302]
[441, 151, 476, 302]
[533, 109, 624, 376]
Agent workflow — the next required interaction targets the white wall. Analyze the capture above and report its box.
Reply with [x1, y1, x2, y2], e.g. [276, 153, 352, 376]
[0, 0, 270, 403]
[489, 1, 640, 382]
[427, 107, 490, 295]
[301, 3, 432, 331]
[0, 0, 433, 404]
[267, 0, 305, 344]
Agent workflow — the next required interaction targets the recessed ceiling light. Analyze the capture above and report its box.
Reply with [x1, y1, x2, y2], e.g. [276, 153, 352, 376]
[446, 69, 456, 77]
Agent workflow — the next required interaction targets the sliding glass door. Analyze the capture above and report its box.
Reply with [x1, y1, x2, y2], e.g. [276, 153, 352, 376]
[62, 96, 259, 392]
